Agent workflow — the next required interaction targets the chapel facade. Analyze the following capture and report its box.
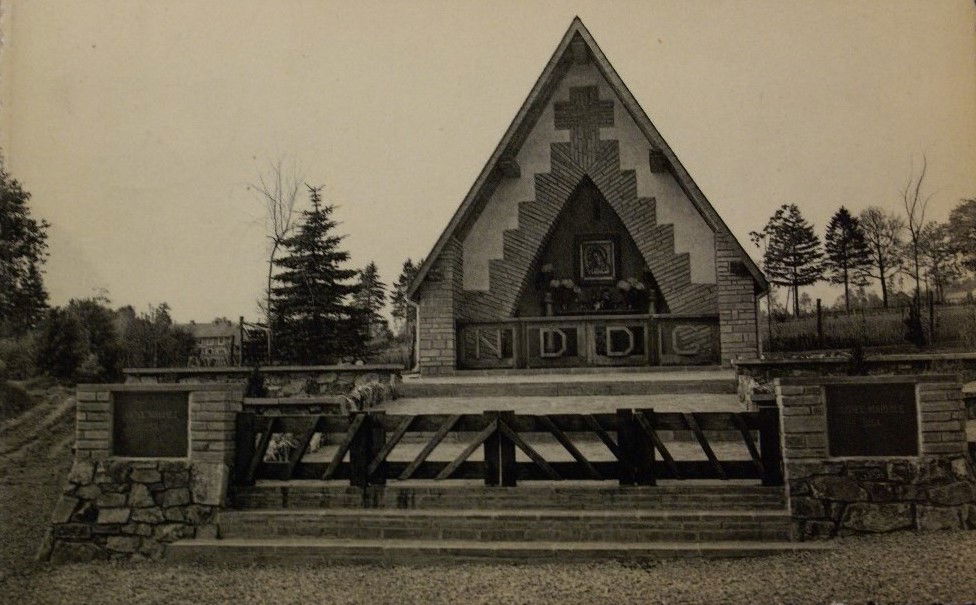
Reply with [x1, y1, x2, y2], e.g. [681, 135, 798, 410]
[408, 18, 767, 375]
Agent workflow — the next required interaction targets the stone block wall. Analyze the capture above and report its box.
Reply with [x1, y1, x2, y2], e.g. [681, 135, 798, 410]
[777, 376, 976, 540]
[123, 364, 402, 397]
[734, 353, 976, 403]
[716, 233, 759, 366]
[39, 384, 243, 563]
[417, 237, 463, 375]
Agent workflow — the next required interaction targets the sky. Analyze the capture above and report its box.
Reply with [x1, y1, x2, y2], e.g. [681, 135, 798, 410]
[2, 0, 975, 321]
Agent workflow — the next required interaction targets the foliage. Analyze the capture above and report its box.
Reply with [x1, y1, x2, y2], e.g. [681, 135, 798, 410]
[759, 204, 823, 317]
[766, 302, 976, 352]
[352, 261, 388, 348]
[271, 185, 363, 364]
[900, 155, 934, 300]
[390, 258, 422, 336]
[66, 296, 124, 381]
[345, 381, 397, 412]
[0, 333, 37, 381]
[857, 206, 904, 308]
[917, 221, 962, 303]
[823, 207, 871, 311]
[0, 380, 32, 420]
[34, 307, 89, 381]
[948, 198, 976, 272]
[0, 159, 49, 335]
[903, 296, 926, 347]
[250, 159, 303, 359]
[117, 303, 195, 369]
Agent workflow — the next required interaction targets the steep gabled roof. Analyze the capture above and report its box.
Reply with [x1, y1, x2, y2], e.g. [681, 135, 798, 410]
[407, 17, 768, 299]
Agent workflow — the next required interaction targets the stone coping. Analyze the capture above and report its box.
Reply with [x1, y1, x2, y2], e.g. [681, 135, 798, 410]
[735, 352, 976, 367]
[775, 374, 958, 386]
[77, 383, 244, 392]
[123, 364, 403, 375]
[242, 396, 346, 405]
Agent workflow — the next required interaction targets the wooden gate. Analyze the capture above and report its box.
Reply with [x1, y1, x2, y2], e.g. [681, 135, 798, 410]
[234, 408, 782, 487]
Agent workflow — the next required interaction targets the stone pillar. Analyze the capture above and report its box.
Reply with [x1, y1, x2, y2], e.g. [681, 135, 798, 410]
[776, 375, 976, 540]
[417, 237, 463, 375]
[40, 384, 243, 563]
[715, 233, 759, 365]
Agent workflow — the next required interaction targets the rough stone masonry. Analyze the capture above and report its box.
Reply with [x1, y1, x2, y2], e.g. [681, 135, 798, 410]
[777, 375, 976, 540]
[37, 384, 242, 563]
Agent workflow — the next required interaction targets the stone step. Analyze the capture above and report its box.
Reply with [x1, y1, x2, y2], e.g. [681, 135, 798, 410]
[216, 508, 792, 542]
[167, 537, 832, 565]
[397, 378, 736, 398]
[231, 483, 787, 511]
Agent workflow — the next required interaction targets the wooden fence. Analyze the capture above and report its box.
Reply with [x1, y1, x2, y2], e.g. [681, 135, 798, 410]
[234, 408, 783, 487]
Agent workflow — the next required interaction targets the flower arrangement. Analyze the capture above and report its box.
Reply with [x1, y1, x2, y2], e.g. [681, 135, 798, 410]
[616, 277, 646, 293]
[617, 277, 649, 311]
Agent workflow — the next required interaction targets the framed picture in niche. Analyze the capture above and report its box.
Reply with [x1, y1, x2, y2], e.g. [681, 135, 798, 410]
[576, 234, 619, 284]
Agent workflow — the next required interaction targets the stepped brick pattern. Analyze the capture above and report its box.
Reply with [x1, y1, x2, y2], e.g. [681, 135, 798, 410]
[777, 376, 976, 539]
[416, 237, 463, 375]
[716, 232, 759, 364]
[456, 85, 717, 324]
[38, 385, 244, 563]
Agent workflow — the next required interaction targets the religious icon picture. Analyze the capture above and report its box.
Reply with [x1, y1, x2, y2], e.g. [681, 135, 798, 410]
[577, 237, 617, 283]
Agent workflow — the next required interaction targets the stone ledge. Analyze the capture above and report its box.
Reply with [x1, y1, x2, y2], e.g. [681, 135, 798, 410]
[775, 374, 957, 386]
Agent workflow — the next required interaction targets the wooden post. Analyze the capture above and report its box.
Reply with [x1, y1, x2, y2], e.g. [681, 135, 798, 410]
[758, 405, 783, 486]
[234, 412, 256, 486]
[348, 412, 371, 488]
[483, 411, 500, 486]
[816, 298, 823, 349]
[369, 411, 387, 486]
[616, 408, 636, 485]
[634, 408, 655, 486]
[498, 411, 517, 487]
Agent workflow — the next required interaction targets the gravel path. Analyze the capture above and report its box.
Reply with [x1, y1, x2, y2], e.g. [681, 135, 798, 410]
[6, 531, 976, 604]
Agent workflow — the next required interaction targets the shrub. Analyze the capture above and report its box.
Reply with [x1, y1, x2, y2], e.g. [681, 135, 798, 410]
[345, 382, 397, 411]
[0, 334, 37, 380]
[0, 380, 33, 420]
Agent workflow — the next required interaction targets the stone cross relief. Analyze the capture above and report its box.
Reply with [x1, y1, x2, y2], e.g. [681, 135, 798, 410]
[553, 86, 614, 168]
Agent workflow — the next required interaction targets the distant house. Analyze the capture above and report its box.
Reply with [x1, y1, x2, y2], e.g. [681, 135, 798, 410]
[177, 318, 239, 367]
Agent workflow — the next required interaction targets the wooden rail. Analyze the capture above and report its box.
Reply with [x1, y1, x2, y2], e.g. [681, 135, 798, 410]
[234, 408, 783, 487]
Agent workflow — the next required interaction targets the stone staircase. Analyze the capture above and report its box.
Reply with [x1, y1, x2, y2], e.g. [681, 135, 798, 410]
[166, 483, 830, 564]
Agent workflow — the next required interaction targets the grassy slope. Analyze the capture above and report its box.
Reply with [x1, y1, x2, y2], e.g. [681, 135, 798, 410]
[2, 390, 976, 604]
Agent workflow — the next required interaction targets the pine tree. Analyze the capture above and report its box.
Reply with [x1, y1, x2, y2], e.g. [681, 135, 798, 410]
[353, 261, 387, 340]
[390, 258, 422, 336]
[823, 207, 872, 312]
[0, 159, 49, 335]
[761, 204, 823, 317]
[270, 185, 361, 364]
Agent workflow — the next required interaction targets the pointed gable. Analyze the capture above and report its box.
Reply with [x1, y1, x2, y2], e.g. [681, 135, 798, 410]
[408, 17, 767, 303]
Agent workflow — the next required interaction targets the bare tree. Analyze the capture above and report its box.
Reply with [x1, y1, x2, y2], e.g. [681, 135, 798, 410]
[901, 155, 935, 302]
[858, 206, 904, 308]
[249, 159, 304, 361]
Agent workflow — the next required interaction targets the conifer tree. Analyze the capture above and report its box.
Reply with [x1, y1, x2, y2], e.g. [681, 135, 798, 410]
[0, 159, 49, 335]
[390, 258, 422, 336]
[823, 207, 872, 312]
[353, 261, 387, 340]
[760, 204, 823, 317]
[271, 185, 361, 364]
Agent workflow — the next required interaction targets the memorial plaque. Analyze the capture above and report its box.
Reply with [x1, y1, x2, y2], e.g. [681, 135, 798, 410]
[825, 383, 918, 457]
[112, 391, 189, 457]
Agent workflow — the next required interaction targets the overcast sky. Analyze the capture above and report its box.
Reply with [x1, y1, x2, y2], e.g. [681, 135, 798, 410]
[3, 0, 975, 321]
